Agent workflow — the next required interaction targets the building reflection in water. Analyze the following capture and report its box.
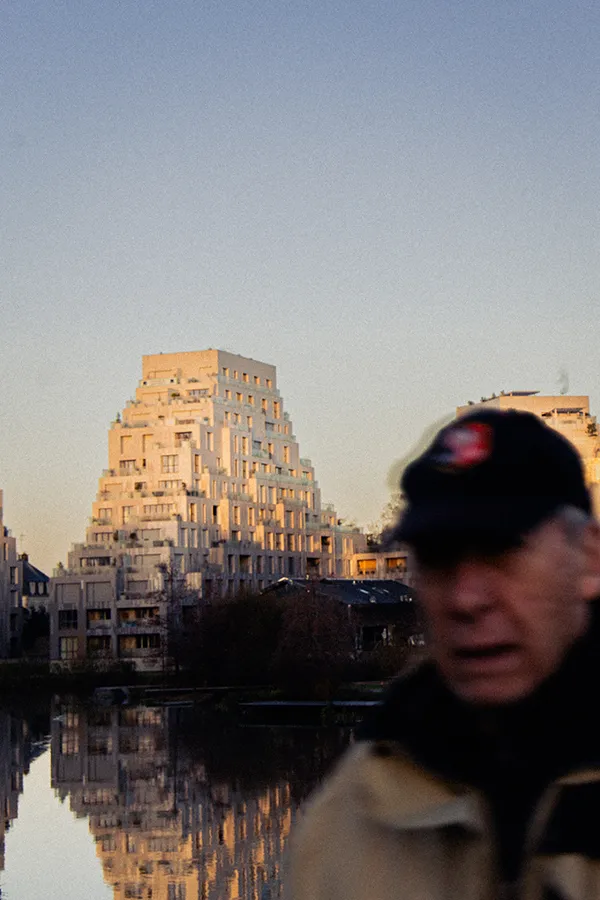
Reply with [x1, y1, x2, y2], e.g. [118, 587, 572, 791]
[51, 702, 351, 900]
[0, 707, 47, 872]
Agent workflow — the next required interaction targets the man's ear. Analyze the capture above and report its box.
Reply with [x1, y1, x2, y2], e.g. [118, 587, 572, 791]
[581, 520, 600, 601]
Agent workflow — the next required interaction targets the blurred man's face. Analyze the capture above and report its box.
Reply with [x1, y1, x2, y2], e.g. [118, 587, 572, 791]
[415, 515, 592, 705]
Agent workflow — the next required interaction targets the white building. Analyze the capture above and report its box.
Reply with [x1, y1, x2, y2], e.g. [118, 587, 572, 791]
[50, 350, 366, 670]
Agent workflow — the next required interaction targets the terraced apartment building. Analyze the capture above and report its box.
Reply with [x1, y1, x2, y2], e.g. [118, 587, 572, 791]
[50, 350, 366, 670]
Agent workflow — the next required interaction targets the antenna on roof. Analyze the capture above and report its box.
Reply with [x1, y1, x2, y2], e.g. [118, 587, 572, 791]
[557, 368, 569, 396]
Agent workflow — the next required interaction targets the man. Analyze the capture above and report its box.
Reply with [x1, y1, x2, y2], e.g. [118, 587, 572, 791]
[287, 409, 600, 900]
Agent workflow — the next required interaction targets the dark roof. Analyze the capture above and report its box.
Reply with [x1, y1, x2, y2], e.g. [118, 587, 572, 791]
[263, 578, 415, 606]
[22, 560, 49, 584]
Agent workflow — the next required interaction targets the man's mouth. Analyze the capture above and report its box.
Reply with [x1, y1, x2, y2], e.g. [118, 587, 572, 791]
[455, 644, 518, 660]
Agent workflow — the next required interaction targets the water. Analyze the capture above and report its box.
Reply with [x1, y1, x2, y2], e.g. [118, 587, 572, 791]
[0, 701, 352, 900]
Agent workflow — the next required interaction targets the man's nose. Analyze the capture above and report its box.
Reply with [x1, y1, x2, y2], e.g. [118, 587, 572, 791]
[446, 561, 494, 617]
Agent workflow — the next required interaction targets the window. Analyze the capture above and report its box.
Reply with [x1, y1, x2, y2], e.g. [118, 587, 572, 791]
[266, 378, 272, 389]
[248, 394, 254, 406]
[161, 454, 179, 473]
[88, 636, 111, 656]
[261, 398, 268, 412]
[233, 369, 238, 379]
[225, 389, 232, 400]
[189, 503, 197, 523]
[59, 609, 78, 630]
[60, 730, 79, 755]
[247, 415, 253, 429]
[175, 431, 192, 445]
[242, 436, 248, 454]
[287, 534, 295, 552]
[248, 507, 256, 526]
[119, 634, 160, 653]
[357, 558, 377, 575]
[138, 634, 160, 649]
[60, 637, 79, 660]
[99, 508, 112, 523]
[233, 506, 240, 525]
[242, 372, 249, 382]
[87, 609, 111, 624]
[222, 366, 229, 377]
[236, 392, 243, 403]
[120, 459, 137, 473]
[283, 445, 290, 463]
[253, 375, 260, 385]
[273, 401, 280, 419]
[143, 504, 174, 516]
[121, 506, 133, 524]
[9, 567, 17, 585]
[386, 556, 407, 572]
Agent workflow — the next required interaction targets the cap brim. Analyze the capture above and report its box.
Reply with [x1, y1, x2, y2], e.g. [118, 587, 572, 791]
[392, 496, 561, 545]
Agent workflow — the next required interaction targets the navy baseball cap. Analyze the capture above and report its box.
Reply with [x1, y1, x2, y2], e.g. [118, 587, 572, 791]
[392, 408, 591, 545]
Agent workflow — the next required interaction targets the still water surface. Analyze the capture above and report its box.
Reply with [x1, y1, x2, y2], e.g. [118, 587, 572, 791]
[0, 701, 352, 900]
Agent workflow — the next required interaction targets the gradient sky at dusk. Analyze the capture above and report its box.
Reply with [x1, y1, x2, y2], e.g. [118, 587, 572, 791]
[3, 0, 600, 572]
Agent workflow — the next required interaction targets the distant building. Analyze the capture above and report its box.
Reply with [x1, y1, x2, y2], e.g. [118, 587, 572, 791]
[50, 350, 366, 671]
[349, 549, 413, 585]
[264, 577, 420, 651]
[457, 391, 600, 513]
[19, 554, 49, 611]
[0, 491, 22, 658]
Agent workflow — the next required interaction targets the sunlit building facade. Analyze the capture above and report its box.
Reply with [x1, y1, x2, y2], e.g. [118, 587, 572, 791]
[50, 350, 366, 670]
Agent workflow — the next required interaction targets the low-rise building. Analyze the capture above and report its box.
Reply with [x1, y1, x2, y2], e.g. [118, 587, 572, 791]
[349, 549, 413, 584]
[19, 555, 50, 611]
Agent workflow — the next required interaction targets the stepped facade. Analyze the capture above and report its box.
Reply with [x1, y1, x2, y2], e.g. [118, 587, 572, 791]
[50, 350, 365, 670]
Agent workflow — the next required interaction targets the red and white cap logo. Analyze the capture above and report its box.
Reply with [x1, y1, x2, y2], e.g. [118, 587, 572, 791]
[438, 422, 493, 468]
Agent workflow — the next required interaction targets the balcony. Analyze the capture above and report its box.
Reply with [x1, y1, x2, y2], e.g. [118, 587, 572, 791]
[117, 619, 162, 630]
[87, 620, 112, 631]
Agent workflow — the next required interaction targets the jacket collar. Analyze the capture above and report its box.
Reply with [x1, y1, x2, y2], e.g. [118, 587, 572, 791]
[352, 740, 487, 833]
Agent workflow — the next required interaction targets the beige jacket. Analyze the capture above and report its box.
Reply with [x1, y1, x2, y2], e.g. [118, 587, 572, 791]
[286, 739, 600, 900]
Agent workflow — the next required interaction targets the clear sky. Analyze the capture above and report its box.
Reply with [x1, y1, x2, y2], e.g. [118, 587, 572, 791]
[2, 0, 600, 573]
